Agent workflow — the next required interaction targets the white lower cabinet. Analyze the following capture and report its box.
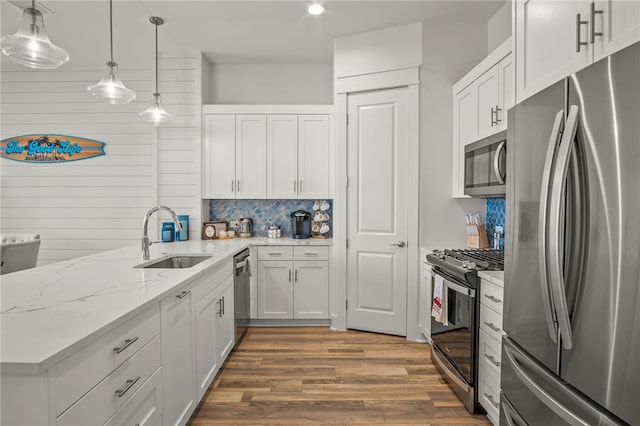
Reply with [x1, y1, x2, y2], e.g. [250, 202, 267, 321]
[215, 276, 235, 363]
[257, 246, 329, 320]
[103, 368, 162, 426]
[160, 284, 196, 426]
[478, 276, 505, 426]
[419, 256, 431, 341]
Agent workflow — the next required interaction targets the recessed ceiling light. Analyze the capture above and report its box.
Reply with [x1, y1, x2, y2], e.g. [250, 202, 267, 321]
[308, 4, 325, 15]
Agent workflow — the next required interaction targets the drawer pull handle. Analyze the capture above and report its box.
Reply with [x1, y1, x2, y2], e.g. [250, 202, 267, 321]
[483, 321, 501, 333]
[484, 392, 500, 409]
[268, 252, 282, 255]
[176, 290, 191, 299]
[485, 354, 501, 367]
[113, 336, 139, 354]
[115, 376, 140, 398]
[304, 252, 319, 256]
[484, 295, 502, 304]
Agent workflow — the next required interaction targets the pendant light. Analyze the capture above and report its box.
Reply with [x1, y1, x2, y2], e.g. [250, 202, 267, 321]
[87, 0, 136, 104]
[0, 0, 69, 69]
[139, 16, 170, 126]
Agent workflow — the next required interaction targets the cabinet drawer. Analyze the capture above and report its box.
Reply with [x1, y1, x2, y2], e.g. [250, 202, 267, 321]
[103, 368, 162, 426]
[480, 279, 504, 316]
[258, 246, 293, 260]
[53, 304, 160, 416]
[479, 328, 502, 382]
[57, 336, 161, 426]
[293, 246, 329, 261]
[478, 367, 501, 425]
[480, 304, 504, 342]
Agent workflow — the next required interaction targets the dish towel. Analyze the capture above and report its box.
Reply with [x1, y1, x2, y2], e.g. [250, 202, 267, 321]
[432, 275, 446, 324]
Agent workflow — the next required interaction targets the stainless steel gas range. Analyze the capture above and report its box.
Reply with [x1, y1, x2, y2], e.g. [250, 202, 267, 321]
[425, 248, 504, 414]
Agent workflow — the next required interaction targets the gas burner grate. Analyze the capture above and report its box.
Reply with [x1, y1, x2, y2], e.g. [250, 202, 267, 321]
[444, 248, 504, 270]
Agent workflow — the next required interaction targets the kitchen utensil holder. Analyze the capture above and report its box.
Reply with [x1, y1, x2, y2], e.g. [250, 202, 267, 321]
[467, 225, 489, 248]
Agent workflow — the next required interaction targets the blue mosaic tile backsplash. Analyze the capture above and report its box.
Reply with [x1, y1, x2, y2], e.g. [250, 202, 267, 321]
[208, 199, 333, 237]
[485, 197, 506, 240]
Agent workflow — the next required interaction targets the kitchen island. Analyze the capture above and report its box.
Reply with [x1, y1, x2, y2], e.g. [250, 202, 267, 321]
[1, 237, 331, 425]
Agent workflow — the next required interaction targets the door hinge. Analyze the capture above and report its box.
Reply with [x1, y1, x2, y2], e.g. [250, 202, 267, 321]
[346, 114, 349, 126]
[346, 176, 349, 188]
[346, 239, 349, 249]
[346, 300, 348, 310]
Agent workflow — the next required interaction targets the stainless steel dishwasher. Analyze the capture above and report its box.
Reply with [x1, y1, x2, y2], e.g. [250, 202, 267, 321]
[233, 249, 251, 346]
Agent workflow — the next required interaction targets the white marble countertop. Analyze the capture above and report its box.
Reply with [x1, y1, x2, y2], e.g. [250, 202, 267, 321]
[478, 270, 504, 286]
[0, 237, 332, 374]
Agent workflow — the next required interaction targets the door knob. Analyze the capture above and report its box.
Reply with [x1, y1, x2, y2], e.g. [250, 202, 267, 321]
[390, 241, 406, 248]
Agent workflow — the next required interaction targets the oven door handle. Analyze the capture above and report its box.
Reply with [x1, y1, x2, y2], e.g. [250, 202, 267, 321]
[445, 280, 475, 298]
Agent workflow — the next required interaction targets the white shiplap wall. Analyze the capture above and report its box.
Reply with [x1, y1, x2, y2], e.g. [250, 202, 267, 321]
[0, 53, 200, 265]
[156, 55, 200, 241]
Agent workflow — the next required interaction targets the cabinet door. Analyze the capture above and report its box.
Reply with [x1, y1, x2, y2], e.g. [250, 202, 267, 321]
[516, 0, 591, 103]
[216, 276, 235, 363]
[476, 65, 500, 138]
[497, 54, 514, 131]
[236, 115, 267, 199]
[594, 0, 640, 61]
[421, 264, 431, 341]
[257, 260, 293, 319]
[298, 115, 330, 199]
[194, 288, 218, 400]
[203, 114, 236, 198]
[266, 115, 298, 199]
[452, 85, 477, 197]
[293, 261, 329, 319]
[160, 287, 196, 426]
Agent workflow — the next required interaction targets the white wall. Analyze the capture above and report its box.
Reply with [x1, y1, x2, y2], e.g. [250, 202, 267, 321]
[0, 64, 155, 265]
[207, 63, 333, 104]
[488, 1, 512, 53]
[0, 53, 200, 265]
[419, 21, 488, 251]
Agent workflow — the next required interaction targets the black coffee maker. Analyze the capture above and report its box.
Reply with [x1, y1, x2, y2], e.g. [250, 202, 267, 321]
[290, 210, 311, 239]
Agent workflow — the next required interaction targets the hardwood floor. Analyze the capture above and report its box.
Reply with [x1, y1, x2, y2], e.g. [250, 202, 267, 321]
[188, 327, 491, 425]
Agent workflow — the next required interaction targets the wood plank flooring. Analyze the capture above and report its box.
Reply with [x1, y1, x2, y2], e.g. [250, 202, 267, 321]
[188, 327, 491, 425]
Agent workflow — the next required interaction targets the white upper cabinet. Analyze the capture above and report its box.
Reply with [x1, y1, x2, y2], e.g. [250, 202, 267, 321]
[452, 40, 513, 197]
[202, 114, 266, 199]
[204, 105, 332, 200]
[235, 115, 267, 199]
[267, 115, 298, 199]
[297, 115, 330, 199]
[203, 114, 236, 199]
[516, 0, 640, 103]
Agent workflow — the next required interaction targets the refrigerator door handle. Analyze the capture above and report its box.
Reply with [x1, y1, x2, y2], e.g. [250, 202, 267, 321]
[493, 141, 506, 184]
[501, 394, 527, 426]
[537, 109, 565, 344]
[548, 105, 580, 350]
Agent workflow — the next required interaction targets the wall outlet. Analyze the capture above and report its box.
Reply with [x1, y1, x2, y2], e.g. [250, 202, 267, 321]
[230, 220, 240, 228]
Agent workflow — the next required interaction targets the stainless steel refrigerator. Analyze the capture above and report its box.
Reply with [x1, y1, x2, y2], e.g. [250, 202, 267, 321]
[501, 41, 640, 425]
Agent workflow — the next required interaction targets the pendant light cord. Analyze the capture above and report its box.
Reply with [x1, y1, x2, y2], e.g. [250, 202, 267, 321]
[154, 20, 159, 94]
[109, 0, 114, 63]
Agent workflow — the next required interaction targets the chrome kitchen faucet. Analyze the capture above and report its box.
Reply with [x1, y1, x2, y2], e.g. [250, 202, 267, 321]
[141, 206, 182, 260]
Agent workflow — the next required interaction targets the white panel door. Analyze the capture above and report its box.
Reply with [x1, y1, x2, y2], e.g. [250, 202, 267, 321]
[298, 115, 330, 199]
[498, 54, 515, 131]
[294, 261, 329, 319]
[257, 260, 293, 319]
[235, 115, 266, 199]
[267, 115, 298, 199]
[476, 65, 500, 138]
[203, 114, 236, 198]
[346, 88, 408, 336]
[194, 289, 218, 400]
[215, 276, 235, 363]
[594, 0, 640, 61]
[516, 0, 591, 102]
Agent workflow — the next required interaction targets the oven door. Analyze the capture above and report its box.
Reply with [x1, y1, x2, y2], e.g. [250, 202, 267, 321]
[430, 271, 477, 384]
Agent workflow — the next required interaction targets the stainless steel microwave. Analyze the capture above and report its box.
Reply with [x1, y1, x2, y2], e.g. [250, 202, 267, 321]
[464, 130, 506, 197]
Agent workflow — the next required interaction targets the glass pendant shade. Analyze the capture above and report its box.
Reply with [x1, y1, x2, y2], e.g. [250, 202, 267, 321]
[87, 61, 136, 104]
[1, 7, 69, 69]
[139, 93, 171, 126]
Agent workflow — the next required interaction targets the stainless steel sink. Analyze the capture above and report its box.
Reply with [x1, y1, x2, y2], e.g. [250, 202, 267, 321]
[136, 254, 212, 269]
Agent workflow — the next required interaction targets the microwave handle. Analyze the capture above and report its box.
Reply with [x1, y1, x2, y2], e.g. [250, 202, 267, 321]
[493, 141, 506, 184]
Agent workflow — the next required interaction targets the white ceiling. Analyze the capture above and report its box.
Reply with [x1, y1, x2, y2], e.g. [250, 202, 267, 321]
[1, 0, 506, 68]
